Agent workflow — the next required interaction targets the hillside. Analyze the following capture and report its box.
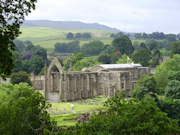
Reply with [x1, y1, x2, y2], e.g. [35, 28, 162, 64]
[22, 20, 120, 32]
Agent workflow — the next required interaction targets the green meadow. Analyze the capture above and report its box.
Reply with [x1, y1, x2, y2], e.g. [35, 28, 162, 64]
[18, 27, 114, 53]
[18, 27, 168, 54]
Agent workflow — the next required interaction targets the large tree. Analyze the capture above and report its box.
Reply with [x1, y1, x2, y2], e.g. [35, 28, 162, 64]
[0, 0, 37, 79]
[170, 41, 180, 56]
[112, 35, 134, 56]
[132, 48, 151, 66]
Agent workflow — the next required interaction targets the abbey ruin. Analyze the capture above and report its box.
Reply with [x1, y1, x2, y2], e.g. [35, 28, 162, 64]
[42, 57, 150, 102]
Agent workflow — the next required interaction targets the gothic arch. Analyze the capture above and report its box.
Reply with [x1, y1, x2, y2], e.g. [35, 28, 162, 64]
[47, 57, 63, 77]
[46, 57, 63, 91]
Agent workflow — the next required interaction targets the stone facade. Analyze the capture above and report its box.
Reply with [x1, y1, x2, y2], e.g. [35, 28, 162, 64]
[44, 57, 150, 102]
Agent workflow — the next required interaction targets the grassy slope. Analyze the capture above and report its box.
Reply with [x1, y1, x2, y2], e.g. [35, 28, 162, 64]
[18, 27, 169, 55]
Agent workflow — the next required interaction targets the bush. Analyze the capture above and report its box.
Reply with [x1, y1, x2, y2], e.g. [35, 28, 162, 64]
[11, 71, 32, 86]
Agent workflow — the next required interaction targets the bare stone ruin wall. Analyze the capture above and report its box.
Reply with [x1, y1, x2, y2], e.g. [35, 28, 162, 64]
[43, 58, 150, 102]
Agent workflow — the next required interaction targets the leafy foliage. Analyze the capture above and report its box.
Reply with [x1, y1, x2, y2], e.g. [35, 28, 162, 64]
[116, 54, 133, 64]
[98, 54, 111, 64]
[0, 83, 53, 134]
[54, 41, 80, 53]
[81, 41, 104, 56]
[132, 48, 151, 66]
[10, 71, 32, 86]
[155, 54, 180, 74]
[12, 51, 23, 72]
[66, 32, 74, 39]
[0, 0, 37, 78]
[29, 55, 45, 75]
[132, 75, 158, 100]
[72, 59, 101, 71]
[112, 35, 134, 55]
[165, 80, 180, 99]
[62, 92, 180, 134]
[170, 41, 180, 56]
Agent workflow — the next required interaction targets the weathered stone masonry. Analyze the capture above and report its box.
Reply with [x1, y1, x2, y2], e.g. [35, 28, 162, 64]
[44, 57, 150, 102]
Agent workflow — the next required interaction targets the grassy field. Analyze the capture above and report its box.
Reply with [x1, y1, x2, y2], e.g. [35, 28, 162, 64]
[17, 27, 116, 53]
[48, 96, 108, 127]
[17, 27, 168, 55]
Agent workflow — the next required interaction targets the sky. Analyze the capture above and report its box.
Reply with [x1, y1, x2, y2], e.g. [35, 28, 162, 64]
[26, 0, 180, 34]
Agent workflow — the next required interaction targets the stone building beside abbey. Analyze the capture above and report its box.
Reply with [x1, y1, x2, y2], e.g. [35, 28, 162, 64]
[42, 57, 149, 102]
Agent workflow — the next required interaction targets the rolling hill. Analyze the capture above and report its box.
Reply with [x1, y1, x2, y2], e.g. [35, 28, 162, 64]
[21, 20, 120, 32]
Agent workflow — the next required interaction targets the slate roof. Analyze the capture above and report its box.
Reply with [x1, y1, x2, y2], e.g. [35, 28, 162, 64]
[99, 63, 142, 69]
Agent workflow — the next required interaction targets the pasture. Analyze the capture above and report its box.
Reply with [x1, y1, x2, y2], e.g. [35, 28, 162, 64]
[18, 27, 114, 53]
[17, 27, 169, 55]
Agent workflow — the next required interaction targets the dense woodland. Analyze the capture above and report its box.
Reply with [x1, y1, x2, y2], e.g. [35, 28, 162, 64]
[0, 0, 180, 134]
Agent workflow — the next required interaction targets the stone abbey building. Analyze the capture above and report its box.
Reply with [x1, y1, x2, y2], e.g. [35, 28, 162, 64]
[43, 57, 149, 102]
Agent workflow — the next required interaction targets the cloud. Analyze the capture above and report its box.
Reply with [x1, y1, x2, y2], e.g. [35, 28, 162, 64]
[26, 0, 180, 34]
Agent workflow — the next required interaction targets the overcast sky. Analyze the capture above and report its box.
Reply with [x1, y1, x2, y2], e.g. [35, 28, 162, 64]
[26, 0, 180, 34]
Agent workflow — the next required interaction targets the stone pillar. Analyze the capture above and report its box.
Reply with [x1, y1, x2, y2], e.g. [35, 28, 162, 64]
[105, 73, 110, 98]
[70, 74, 75, 101]
[87, 74, 90, 98]
[117, 73, 121, 92]
[92, 74, 97, 97]
[60, 73, 67, 102]
[77, 75, 81, 100]
[84, 74, 88, 98]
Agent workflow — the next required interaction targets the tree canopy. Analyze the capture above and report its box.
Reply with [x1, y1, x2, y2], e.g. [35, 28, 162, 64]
[112, 35, 134, 56]
[0, 0, 37, 79]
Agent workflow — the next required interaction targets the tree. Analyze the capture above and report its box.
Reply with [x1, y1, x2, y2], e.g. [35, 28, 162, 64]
[22, 59, 31, 73]
[25, 44, 35, 52]
[134, 33, 141, 39]
[98, 54, 111, 64]
[140, 42, 147, 49]
[32, 47, 47, 60]
[142, 32, 148, 39]
[13, 39, 25, 53]
[166, 34, 177, 42]
[11, 71, 31, 86]
[0, 0, 37, 79]
[12, 51, 23, 72]
[155, 54, 180, 74]
[154, 70, 169, 95]
[132, 75, 158, 100]
[22, 50, 33, 60]
[75, 33, 82, 39]
[168, 71, 180, 81]
[170, 41, 180, 56]
[64, 92, 180, 134]
[66, 32, 74, 39]
[82, 33, 91, 39]
[132, 48, 151, 66]
[72, 59, 101, 71]
[81, 41, 104, 56]
[112, 35, 134, 56]
[100, 46, 115, 55]
[149, 42, 157, 51]
[165, 80, 180, 99]
[29, 55, 45, 75]
[0, 83, 53, 134]
[116, 54, 133, 64]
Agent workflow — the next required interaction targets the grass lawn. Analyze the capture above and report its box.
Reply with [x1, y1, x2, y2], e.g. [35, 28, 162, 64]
[48, 96, 108, 127]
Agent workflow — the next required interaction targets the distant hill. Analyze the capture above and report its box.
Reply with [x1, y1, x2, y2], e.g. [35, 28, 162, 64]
[22, 20, 120, 32]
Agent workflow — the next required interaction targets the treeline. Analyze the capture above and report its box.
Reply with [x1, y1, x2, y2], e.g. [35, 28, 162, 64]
[54, 40, 80, 53]
[110, 31, 180, 42]
[134, 32, 178, 42]
[13, 40, 48, 75]
[54, 34, 180, 70]
[66, 32, 91, 39]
